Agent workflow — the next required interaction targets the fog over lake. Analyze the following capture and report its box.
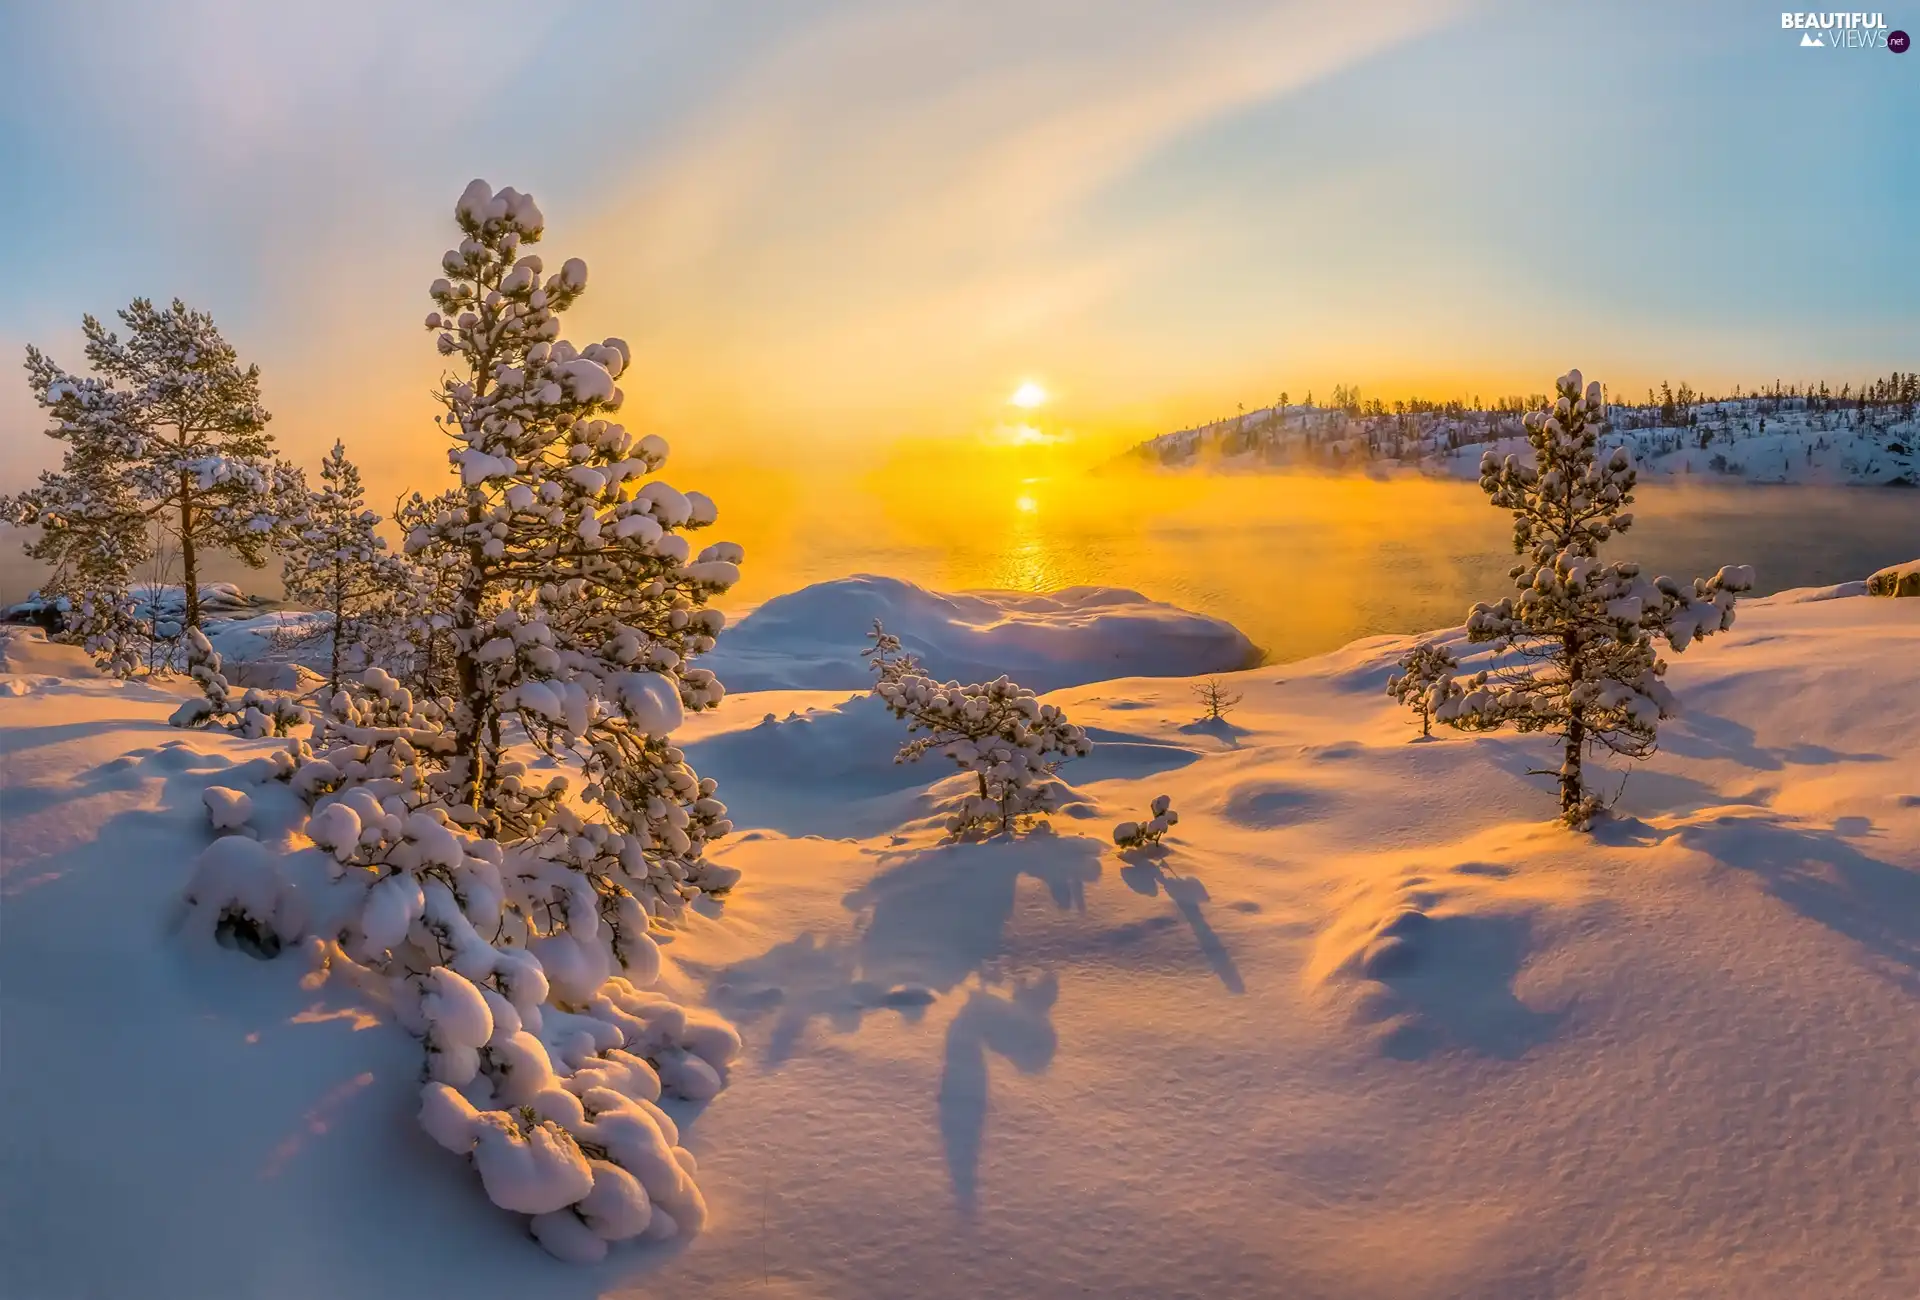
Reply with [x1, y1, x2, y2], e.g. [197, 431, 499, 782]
[4, 475, 1913, 666]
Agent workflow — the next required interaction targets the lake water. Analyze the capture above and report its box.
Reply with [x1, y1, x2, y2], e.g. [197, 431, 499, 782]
[701, 472, 1918, 663]
[4, 474, 1914, 666]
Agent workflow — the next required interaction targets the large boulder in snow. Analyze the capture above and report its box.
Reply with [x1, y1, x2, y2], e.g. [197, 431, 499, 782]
[1866, 559, 1920, 598]
[704, 575, 1259, 693]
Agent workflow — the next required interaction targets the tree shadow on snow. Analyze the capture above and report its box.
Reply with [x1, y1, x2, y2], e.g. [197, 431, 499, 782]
[1673, 813, 1920, 996]
[845, 832, 1102, 992]
[706, 932, 940, 1067]
[708, 833, 1101, 1214]
[1069, 727, 1205, 781]
[1658, 713, 1889, 771]
[938, 972, 1058, 1216]
[1175, 716, 1250, 749]
[1118, 855, 1245, 994]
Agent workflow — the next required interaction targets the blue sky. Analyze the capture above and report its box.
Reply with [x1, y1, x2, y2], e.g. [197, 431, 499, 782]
[2, 0, 1914, 497]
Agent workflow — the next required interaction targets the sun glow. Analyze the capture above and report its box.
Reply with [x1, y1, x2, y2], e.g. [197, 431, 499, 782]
[1008, 381, 1047, 409]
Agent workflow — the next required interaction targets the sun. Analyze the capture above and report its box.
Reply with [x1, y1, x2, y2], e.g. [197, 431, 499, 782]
[1008, 381, 1047, 409]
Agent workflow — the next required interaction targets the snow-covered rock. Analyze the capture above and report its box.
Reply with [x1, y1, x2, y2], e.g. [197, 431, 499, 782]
[1867, 557, 1920, 597]
[225, 660, 325, 692]
[705, 575, 1259, 692]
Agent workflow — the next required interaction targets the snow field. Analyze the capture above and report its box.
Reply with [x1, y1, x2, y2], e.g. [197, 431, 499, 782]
[4, 574, 1918, 1295]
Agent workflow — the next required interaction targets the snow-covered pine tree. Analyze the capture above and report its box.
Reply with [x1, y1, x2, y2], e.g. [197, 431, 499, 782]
[873, 667, 1091, 836]
[0, 397, 151, 672]
[384, 487, 466, 703]
[281, 440, 407, 689]
[410, 178, 743, 895]
[1444, 369, 1754, 828]
[1385, 641, 1460, 738]
[170, 181, 748, 1264]
[22, 298, 298, 631]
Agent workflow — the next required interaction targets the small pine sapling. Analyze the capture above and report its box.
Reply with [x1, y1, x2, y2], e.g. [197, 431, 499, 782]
[1192, 676, 1242, 722]
[1385, 641, 1461, 738]
[280, 440, 407, 690]
[1113, 794, 1178, 848]
[862, 618, 921, 684]
[873, 665, 1091, 836]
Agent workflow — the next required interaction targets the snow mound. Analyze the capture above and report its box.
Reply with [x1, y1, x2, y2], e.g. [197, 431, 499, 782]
[1755, 580, 1869, 604]
[1306, 852, 1581, 1059]
[0, 626, 100, 678]
[706, 575, 1259, 692]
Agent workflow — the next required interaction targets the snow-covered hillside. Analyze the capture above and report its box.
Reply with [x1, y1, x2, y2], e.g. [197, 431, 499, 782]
[3, 571, 1916, 1298]
[1139, 390, 1920, 487]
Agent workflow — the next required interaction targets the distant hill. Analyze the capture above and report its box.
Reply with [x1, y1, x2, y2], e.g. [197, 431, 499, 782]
[1129, 388, 1919, 487]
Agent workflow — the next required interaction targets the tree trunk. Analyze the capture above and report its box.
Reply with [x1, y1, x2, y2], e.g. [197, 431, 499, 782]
[1561, 715, 1585, 818]
[1561, 631, 1584, 819]
[179, 478, 200, 630]
[329, 554, 344, 689]
[452, 549, 489, 819]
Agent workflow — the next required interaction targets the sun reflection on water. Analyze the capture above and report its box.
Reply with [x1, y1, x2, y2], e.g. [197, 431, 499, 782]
[656, 442, 1916, 665]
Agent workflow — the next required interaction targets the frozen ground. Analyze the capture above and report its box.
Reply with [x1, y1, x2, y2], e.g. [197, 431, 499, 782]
[2, 575, 1916, 1298]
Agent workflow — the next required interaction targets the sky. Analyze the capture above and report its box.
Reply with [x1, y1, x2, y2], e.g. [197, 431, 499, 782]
[1, 0, 1915, 506]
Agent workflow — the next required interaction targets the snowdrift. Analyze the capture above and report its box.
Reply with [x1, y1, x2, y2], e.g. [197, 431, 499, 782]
[705, 574, 1261, 692]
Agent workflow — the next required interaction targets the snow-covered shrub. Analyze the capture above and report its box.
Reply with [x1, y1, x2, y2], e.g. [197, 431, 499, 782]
[1113, 794, 1178, 848]
[18, 298, 302, 631]
[873, 667, 1091, 836]
[1447, 369, 1754, 828]
[280, 441, 410, 689]
[202, 785, 253, 833]
[180, 837, 305, 960]
[413, 971, 734, 1260]
[293, 800, 741, 1258]
[381, 488, 467, 703]
[168, 627, 306, 737]
[1385, 641, 1461, 738]
[71, 589, 147, 677]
